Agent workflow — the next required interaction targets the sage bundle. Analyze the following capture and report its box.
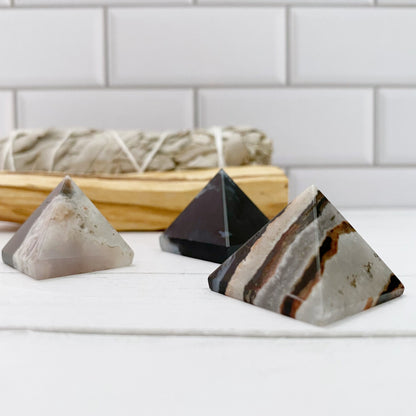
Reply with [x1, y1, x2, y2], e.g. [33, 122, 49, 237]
[0, 126, 272, 175]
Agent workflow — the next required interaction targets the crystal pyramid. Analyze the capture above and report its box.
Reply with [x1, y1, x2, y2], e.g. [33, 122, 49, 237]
[2, 176, 134, 279]
[208, 185, 404, 325]
[160, 169, 269, 263]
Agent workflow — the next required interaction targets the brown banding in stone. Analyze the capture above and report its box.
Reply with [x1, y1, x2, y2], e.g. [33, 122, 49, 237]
[243, 192, 328, 304]
[208, 221, 269, 294]
[319, 221, 355, 273]
[280, 220, 355, 318]
[364, 297, 374, 310]
[375, 274, 405, 305]
[280, 257, 318, 317]
[209, 203, 289, 294]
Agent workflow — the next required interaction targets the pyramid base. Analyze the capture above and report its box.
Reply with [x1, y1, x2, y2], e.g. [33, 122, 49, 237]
[160, 234, 239, 263]
[14, 254, 133, 280]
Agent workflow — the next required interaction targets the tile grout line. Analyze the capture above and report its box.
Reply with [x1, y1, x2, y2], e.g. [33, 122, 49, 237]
[1, 85, 416, 91]
[279, 164, 416, 169]
[285, 166, 292, 197]
[373, 87, 378, 166]
[193, 88, 199, 128]
[12, 89, 18, 129]
[6, 4, 416, 9]
[285, 6, 291, 86]
[103, 7, 110, 87]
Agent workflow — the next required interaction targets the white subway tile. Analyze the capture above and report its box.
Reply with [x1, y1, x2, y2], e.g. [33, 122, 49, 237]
[377, 89, 416, 165]
[289, 168, 416, 207]
[198, 88, 373, 166]
[0, 92, 14, 138]
[109, 8, 285, 86]
[16, 0, 190, 4]
[291, 8, 416, 84]
[0, 10, 104, 87]
[18, 90, 193, 131]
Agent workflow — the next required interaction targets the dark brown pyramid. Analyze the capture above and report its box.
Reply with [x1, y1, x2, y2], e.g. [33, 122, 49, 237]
[208, 185, 404, 326]
[159, 169, 269, 263]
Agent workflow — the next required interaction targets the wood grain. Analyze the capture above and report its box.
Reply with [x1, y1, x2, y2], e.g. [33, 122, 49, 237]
[0, 166, 288, 230]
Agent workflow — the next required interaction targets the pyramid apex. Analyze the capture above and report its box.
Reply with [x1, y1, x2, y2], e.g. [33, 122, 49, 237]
[216, 168, 227, 177]
[60, 175, 75, 196]
[305, 184, 319, 194]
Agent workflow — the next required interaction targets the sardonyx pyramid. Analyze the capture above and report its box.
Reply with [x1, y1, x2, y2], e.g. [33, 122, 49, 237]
[208, 185, 404, 326]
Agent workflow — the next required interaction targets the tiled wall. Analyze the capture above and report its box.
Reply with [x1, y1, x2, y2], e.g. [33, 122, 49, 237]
[0, 1, 415, 207]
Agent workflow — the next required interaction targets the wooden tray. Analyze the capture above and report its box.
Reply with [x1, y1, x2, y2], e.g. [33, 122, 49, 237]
[0, 166, 288, 231]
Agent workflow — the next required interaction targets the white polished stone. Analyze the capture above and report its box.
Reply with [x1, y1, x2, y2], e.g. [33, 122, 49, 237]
[2, 176, 133, 279]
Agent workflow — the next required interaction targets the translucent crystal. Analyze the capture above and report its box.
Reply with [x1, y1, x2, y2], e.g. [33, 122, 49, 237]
[2, 176, 134, 279]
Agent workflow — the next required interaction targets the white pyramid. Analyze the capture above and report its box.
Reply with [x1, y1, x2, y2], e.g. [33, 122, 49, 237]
[2, 176, 134, 279]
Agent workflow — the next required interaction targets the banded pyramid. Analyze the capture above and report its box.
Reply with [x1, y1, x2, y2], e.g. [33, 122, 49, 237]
[208, 185, 404, 326]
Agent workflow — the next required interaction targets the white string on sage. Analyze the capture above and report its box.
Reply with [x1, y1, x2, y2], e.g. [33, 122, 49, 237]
[0, 126, 273, 175]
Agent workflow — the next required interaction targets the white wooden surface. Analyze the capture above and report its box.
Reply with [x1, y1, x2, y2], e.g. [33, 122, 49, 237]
[0, 209, 415, 416]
